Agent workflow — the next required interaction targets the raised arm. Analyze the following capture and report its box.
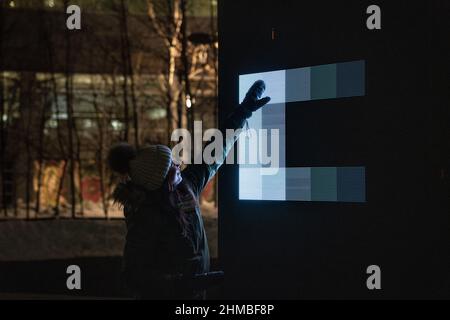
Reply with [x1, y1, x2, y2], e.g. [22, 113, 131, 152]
[183, 80, 271, 195]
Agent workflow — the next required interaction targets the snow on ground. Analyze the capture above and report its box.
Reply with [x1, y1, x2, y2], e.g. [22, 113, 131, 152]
[0, 219, 126, 261]
[0, 199, 124, 220]
[0, 202, 218, 261]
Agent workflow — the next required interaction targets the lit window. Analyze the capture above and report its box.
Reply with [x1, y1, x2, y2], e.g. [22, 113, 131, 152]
[46, 119, 58, 129]
[147, 108, 167, 120]
[83, 119, 94, 129]
[111, 120, 123, 131]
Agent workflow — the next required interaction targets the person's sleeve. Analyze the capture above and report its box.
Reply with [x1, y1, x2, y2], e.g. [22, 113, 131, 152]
[183, 106, 253, 195]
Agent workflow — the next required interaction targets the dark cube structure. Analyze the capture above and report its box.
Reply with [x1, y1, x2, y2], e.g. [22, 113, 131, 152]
[218, 0, 450, 299]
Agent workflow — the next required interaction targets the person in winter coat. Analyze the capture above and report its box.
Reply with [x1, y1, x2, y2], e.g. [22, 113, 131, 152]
[107, 80, 271, 299]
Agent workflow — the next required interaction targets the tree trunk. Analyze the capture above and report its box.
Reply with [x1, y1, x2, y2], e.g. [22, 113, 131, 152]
[54, 160, 67, 217]
[76, 135, 84, 216]
[120, 0, 139, 147]
[180, 0, 193, 133]
[92, 87, 109, 218]
[64, 0, 76, 218]
[17, 72, 36, 219]
[34, 95, 47, 215]
[210, 0, 219, 208]
[0, 1, 6, 216]
[119, 0, 130, 143]
[147, 0, 184, 143]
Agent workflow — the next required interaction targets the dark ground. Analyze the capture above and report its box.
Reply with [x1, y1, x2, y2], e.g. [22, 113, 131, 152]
[0, 218, 220, 299]
[0, 256, 223, 299]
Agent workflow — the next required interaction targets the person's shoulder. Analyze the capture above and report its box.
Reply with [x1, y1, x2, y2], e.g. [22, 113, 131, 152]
[181, 166, 193, 180]
[181, 168, 195, 186]
[182, 165, 211, 195]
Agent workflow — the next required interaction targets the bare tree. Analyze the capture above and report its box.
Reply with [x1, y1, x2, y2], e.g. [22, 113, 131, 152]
[0, 0, 218, 220]
[34, 85, 49, 215]
[4, 76, 20, 217]
[147, 0, 185, 143]
[64, 0, 76, 218]
[0, 1, 5, 216]
[119, 0, 140, 147]
[91, 77, 109, 218]
[180, 0, 193, 133]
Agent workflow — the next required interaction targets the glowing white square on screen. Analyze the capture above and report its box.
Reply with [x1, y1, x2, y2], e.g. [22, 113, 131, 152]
[239, 70, 285, 105]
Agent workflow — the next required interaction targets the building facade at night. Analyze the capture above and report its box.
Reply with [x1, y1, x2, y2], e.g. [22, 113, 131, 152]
[0, 0, 218, 218]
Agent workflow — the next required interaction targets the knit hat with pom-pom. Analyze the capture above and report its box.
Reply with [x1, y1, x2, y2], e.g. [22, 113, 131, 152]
[108, 143, 172, 191]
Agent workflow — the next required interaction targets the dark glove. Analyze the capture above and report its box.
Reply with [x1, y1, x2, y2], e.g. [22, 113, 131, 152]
[240, 80, 271, 112]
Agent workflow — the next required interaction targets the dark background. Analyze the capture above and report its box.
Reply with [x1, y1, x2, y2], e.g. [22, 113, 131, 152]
[218, 0, 450, 299]
[286, 97, 366, 167]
